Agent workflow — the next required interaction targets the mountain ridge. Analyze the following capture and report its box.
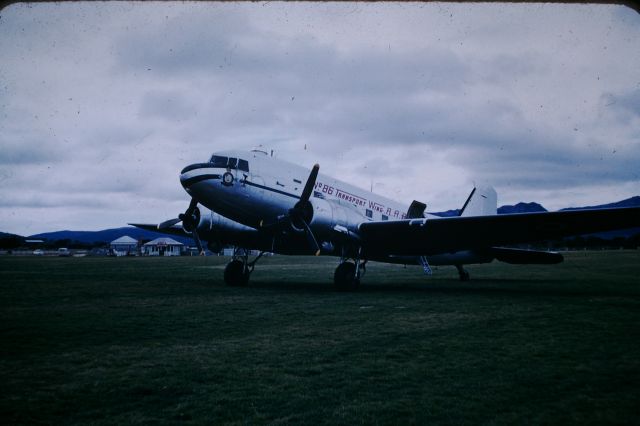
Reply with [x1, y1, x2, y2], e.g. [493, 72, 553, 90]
[27, 227, 193, 246]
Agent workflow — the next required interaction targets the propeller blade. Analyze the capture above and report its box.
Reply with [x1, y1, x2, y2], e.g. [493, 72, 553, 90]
[187, 197, 198, 212]
[300, 219, 321, 256]
[192, 229, 204, 255]
[157, 218, 181, 230]
[185, 199, 204, 253]
[300, 164, 320, 204]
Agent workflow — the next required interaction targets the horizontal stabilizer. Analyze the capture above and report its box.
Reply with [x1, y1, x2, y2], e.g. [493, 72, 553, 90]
[490, 247, 564, 264]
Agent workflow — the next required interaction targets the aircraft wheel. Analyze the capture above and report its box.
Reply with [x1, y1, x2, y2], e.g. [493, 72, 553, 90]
[334, 262, 360, 291]
[224, 260, 249, 286]
[460, 271, 470, 281]
[456, 265, 470, 282]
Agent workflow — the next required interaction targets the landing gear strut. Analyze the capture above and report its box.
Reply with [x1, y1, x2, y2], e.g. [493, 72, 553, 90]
[224, 248, 264, 286]
[334, 248, 366, 291]
[456, 264, 470, 282]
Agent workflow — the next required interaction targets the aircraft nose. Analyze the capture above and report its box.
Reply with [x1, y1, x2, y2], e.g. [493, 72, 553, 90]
[180, 163, 220, 189]
[179, 170, 191, 189]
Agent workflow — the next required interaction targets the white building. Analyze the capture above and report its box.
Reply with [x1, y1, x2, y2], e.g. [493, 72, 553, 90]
[142, 237, 184, 257]
[110, 236, 139, 256]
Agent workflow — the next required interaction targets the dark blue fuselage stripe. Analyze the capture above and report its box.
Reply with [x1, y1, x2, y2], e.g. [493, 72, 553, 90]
[182, 174, 221, 187]
[181, 163, 218, 174]
[183, 174, 300, 199]
[241, 179, 300, 199]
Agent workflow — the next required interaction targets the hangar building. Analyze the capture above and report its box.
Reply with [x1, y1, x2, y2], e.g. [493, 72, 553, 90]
[142, 237, 184, 257]
[110, 236, 139, 256]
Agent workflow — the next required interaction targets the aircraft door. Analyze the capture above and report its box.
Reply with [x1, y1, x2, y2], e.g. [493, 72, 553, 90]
[235, 157, 262, 196]
[332, 203, 345, 229]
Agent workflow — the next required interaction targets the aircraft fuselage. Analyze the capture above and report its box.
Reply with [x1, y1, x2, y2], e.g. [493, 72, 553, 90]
[133, 148, 640, 287]
[180, 149, 422, 230]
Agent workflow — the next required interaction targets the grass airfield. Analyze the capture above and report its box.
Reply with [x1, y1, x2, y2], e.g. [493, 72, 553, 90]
[1, 251, 639, 425]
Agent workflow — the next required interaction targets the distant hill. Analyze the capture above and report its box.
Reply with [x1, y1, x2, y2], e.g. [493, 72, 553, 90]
[431, 197, 640, 217]
[0, 231, 25, 249]
[1, 231, 25, 239]
[498, 202, 547, 214]
[431, 201, 546, 217]
[430, 209, 460, 217]
[29, 227, 193, 246]
[560, 196, 640, 211]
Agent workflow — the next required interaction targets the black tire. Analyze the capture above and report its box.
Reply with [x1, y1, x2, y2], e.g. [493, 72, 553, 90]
[456, 265, 470, 282]
[224, 260, 249, 286]
[334, 262, 359, 291]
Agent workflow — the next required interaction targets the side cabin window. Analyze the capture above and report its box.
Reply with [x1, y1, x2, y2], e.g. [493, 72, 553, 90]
[366, 209, 373, 219]
[382, 214, 388, 221]
[227, 157, 238, 169]
[238, 159, 249, 172]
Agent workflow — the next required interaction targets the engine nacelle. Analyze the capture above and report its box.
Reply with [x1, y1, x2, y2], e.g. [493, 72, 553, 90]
[307, 198, 366, 238]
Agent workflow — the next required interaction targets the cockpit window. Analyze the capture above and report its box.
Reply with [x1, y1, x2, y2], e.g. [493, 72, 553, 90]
[209, 155, 249, 172]
[210, 155, 228, 167]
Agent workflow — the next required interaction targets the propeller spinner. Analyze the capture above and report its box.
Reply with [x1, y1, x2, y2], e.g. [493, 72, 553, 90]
[158, 198, 204, 254]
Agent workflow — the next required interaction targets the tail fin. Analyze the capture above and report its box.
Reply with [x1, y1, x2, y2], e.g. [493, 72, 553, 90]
[459, 186, 497, 217]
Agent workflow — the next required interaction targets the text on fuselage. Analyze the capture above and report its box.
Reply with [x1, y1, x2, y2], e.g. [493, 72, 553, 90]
[314, 181, 406, 219]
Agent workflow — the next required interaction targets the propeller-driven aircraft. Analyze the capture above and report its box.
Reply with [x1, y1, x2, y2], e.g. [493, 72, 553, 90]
[132, 149, 640, 289]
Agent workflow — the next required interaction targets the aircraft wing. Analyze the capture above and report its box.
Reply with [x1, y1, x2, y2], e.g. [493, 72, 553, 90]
[358, 207, 640, 256]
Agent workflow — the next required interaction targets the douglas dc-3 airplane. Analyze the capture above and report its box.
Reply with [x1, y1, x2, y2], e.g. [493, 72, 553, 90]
[132, 149, 640, 289]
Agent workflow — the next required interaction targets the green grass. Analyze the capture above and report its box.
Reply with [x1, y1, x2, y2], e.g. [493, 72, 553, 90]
[1, 252, 639, 425]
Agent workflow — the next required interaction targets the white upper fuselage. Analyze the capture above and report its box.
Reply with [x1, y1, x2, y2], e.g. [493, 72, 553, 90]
[179, 149, 430, 231]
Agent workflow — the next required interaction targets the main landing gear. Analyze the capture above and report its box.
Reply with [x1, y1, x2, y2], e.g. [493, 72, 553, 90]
[224, 248, 264, 286]
[456, 264, 470, 282]
[334, 249, 366, 291]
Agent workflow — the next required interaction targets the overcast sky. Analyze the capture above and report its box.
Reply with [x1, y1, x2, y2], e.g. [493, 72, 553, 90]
[1, 2, 639, 235]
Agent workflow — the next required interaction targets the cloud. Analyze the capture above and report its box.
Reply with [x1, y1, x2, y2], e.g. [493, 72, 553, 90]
[138, 90, 199, 122]
[604, 88, 640, 123]
[0, 136, 60, 165]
